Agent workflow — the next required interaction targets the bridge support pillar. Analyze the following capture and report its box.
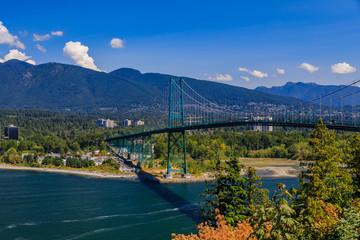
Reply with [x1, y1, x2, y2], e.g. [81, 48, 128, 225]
[164, 77, 190, 178]
[165, 130, 188, 178]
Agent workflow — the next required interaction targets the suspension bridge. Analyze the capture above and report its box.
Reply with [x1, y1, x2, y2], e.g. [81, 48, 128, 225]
[106, 77, 360, 178]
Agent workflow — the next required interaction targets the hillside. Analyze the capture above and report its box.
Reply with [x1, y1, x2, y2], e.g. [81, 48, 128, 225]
[256, 82, 360, 106]
[0, 60, 301, 112]
[0, 60, 159, 111]
[110, 68, 301, 106]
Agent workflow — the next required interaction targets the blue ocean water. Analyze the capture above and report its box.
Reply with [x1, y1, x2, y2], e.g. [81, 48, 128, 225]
[0, 170, 298, 240]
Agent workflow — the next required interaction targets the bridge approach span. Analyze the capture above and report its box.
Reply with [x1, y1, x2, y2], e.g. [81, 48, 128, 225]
[106, 120, 360, 142]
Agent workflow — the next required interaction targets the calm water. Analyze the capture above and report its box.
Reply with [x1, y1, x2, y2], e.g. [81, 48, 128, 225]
[0, 170, 298, 240]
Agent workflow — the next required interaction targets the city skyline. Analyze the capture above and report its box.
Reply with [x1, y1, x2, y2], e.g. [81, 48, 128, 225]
[1, 0, 360, 88]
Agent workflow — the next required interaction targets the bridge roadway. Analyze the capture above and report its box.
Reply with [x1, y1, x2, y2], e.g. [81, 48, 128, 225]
[106, 120, 360, 141]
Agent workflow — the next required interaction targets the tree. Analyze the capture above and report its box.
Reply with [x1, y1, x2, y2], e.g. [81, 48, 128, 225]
[201, 154, 267, 226]
[24, 154, 37, 164]
[201, 155, 247, 226]
[42, 156, 53, 165]
[294, 119, 353, 239]
[346, 133, 360, 196]
[245, 167, 269, 216]
[251, 183, 298, 240]
[52, 157, 63, 166]
[296, 119, 353, 207]
[1, 148, 21, 164]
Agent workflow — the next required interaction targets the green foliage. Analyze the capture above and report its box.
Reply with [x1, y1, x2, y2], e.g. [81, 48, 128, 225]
[251, 183, 298, 240]
[23, 154, 37, 164]
[1, 148, 21, 164]
[245, 167, 269, 216]
[346, 133, 360, 196]
[66, 157, 94, 168]
[297, 119, 353, 208]
[202, 156, 268, 226]
[198, 120, 359, 239]
[42, 156, 64, 166]
[153, 129, 314, 173]
[334, 201, 360, 239]
[202, 156, 247, 225]
[102, 158, 120, 169]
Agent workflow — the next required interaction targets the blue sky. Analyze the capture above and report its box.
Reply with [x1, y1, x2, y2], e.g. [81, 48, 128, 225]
[1, 0, 360, 88]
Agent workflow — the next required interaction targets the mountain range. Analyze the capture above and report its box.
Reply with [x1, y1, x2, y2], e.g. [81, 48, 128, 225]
[0, 60, 300, 112]
[256, 82, 360, 106]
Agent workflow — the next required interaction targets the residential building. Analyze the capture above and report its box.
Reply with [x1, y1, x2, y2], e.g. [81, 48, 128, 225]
[122, 119, 132, 126]
[135, 120, 145, 126]
[253, 116, 273, 132]
[97, 119, 115, 128]
[4, 124, 19, 140]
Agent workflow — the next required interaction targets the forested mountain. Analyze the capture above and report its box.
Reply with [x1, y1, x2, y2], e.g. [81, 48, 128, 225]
[256, 82, 360, 106]
[111, 68, 301, 106]
[0, 60, 301, 112]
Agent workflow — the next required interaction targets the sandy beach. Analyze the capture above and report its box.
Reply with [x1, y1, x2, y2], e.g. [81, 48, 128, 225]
[0, 164, 138, 179]
[239, 158, 302, 178]
[0, 158, 302, 182]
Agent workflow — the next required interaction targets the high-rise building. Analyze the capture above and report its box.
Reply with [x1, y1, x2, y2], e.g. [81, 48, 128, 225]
[4, 124, 19, 140]
[252, 116, 273, 132]
[97, 119, 115, 128]
[122, 119, 132, 126]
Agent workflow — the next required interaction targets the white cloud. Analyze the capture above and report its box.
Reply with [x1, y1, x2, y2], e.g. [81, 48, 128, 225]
[26, 59, 36, 65]
[277, 68, 285, 74]
[1, 49, 35, 64]
[331, 62, 356, 74]
[298, 62, 319, 73]
[110, 38, 124, 48]
[33, 33, 51, 41]
[241, 76, 250, 82]
[63, 41, 100, 71]
[207, 73, 233, 82]
[51, 31, 63, 36]
[0, 21, 26, 49]
[238, 67, 268, 78]
[19, 30, 28, 37]
[4, 49, 31, 61]
[36, 44, 46, 52]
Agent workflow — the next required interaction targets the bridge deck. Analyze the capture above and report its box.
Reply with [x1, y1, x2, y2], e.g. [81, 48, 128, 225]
[106, 120, 360, 141]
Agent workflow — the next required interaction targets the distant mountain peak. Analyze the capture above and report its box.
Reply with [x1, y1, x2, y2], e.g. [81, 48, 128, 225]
[111, 68, 142, 80]
[255, 81, 358, 106]
[1, 59, 32, 67]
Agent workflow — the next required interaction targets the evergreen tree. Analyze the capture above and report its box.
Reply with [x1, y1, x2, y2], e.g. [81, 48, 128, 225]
[297, 119, 353, 207]
[201, 155, 267, 226]
[346, 133, 360, 196]
[294, 119, 353, 239]
[202, 155, 247, 226]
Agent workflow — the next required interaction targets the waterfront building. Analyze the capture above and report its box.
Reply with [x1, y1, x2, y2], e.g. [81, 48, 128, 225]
[4, 124, 19, 140]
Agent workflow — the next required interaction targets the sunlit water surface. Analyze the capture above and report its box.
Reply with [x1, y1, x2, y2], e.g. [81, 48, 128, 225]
[0, 170, 298, 240]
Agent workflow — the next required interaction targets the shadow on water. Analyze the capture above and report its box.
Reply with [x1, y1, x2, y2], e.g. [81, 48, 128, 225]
[109, 148, 202, 223]
[137, 175, 202, 223]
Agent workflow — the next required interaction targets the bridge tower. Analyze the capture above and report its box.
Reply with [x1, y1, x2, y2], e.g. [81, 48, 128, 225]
[165, 77, 190, 179]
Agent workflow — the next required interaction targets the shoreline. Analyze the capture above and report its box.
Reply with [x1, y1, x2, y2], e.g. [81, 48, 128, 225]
[0, 164, 211, 183]
[0, 160, 301, 183]
[0, 164, 139, 180]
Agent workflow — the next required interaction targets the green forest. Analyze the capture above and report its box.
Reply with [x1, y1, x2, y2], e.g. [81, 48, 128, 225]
[173, 121, 360, 240]
[0, 109, 357, 177]
[153, 127, 354, 174]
